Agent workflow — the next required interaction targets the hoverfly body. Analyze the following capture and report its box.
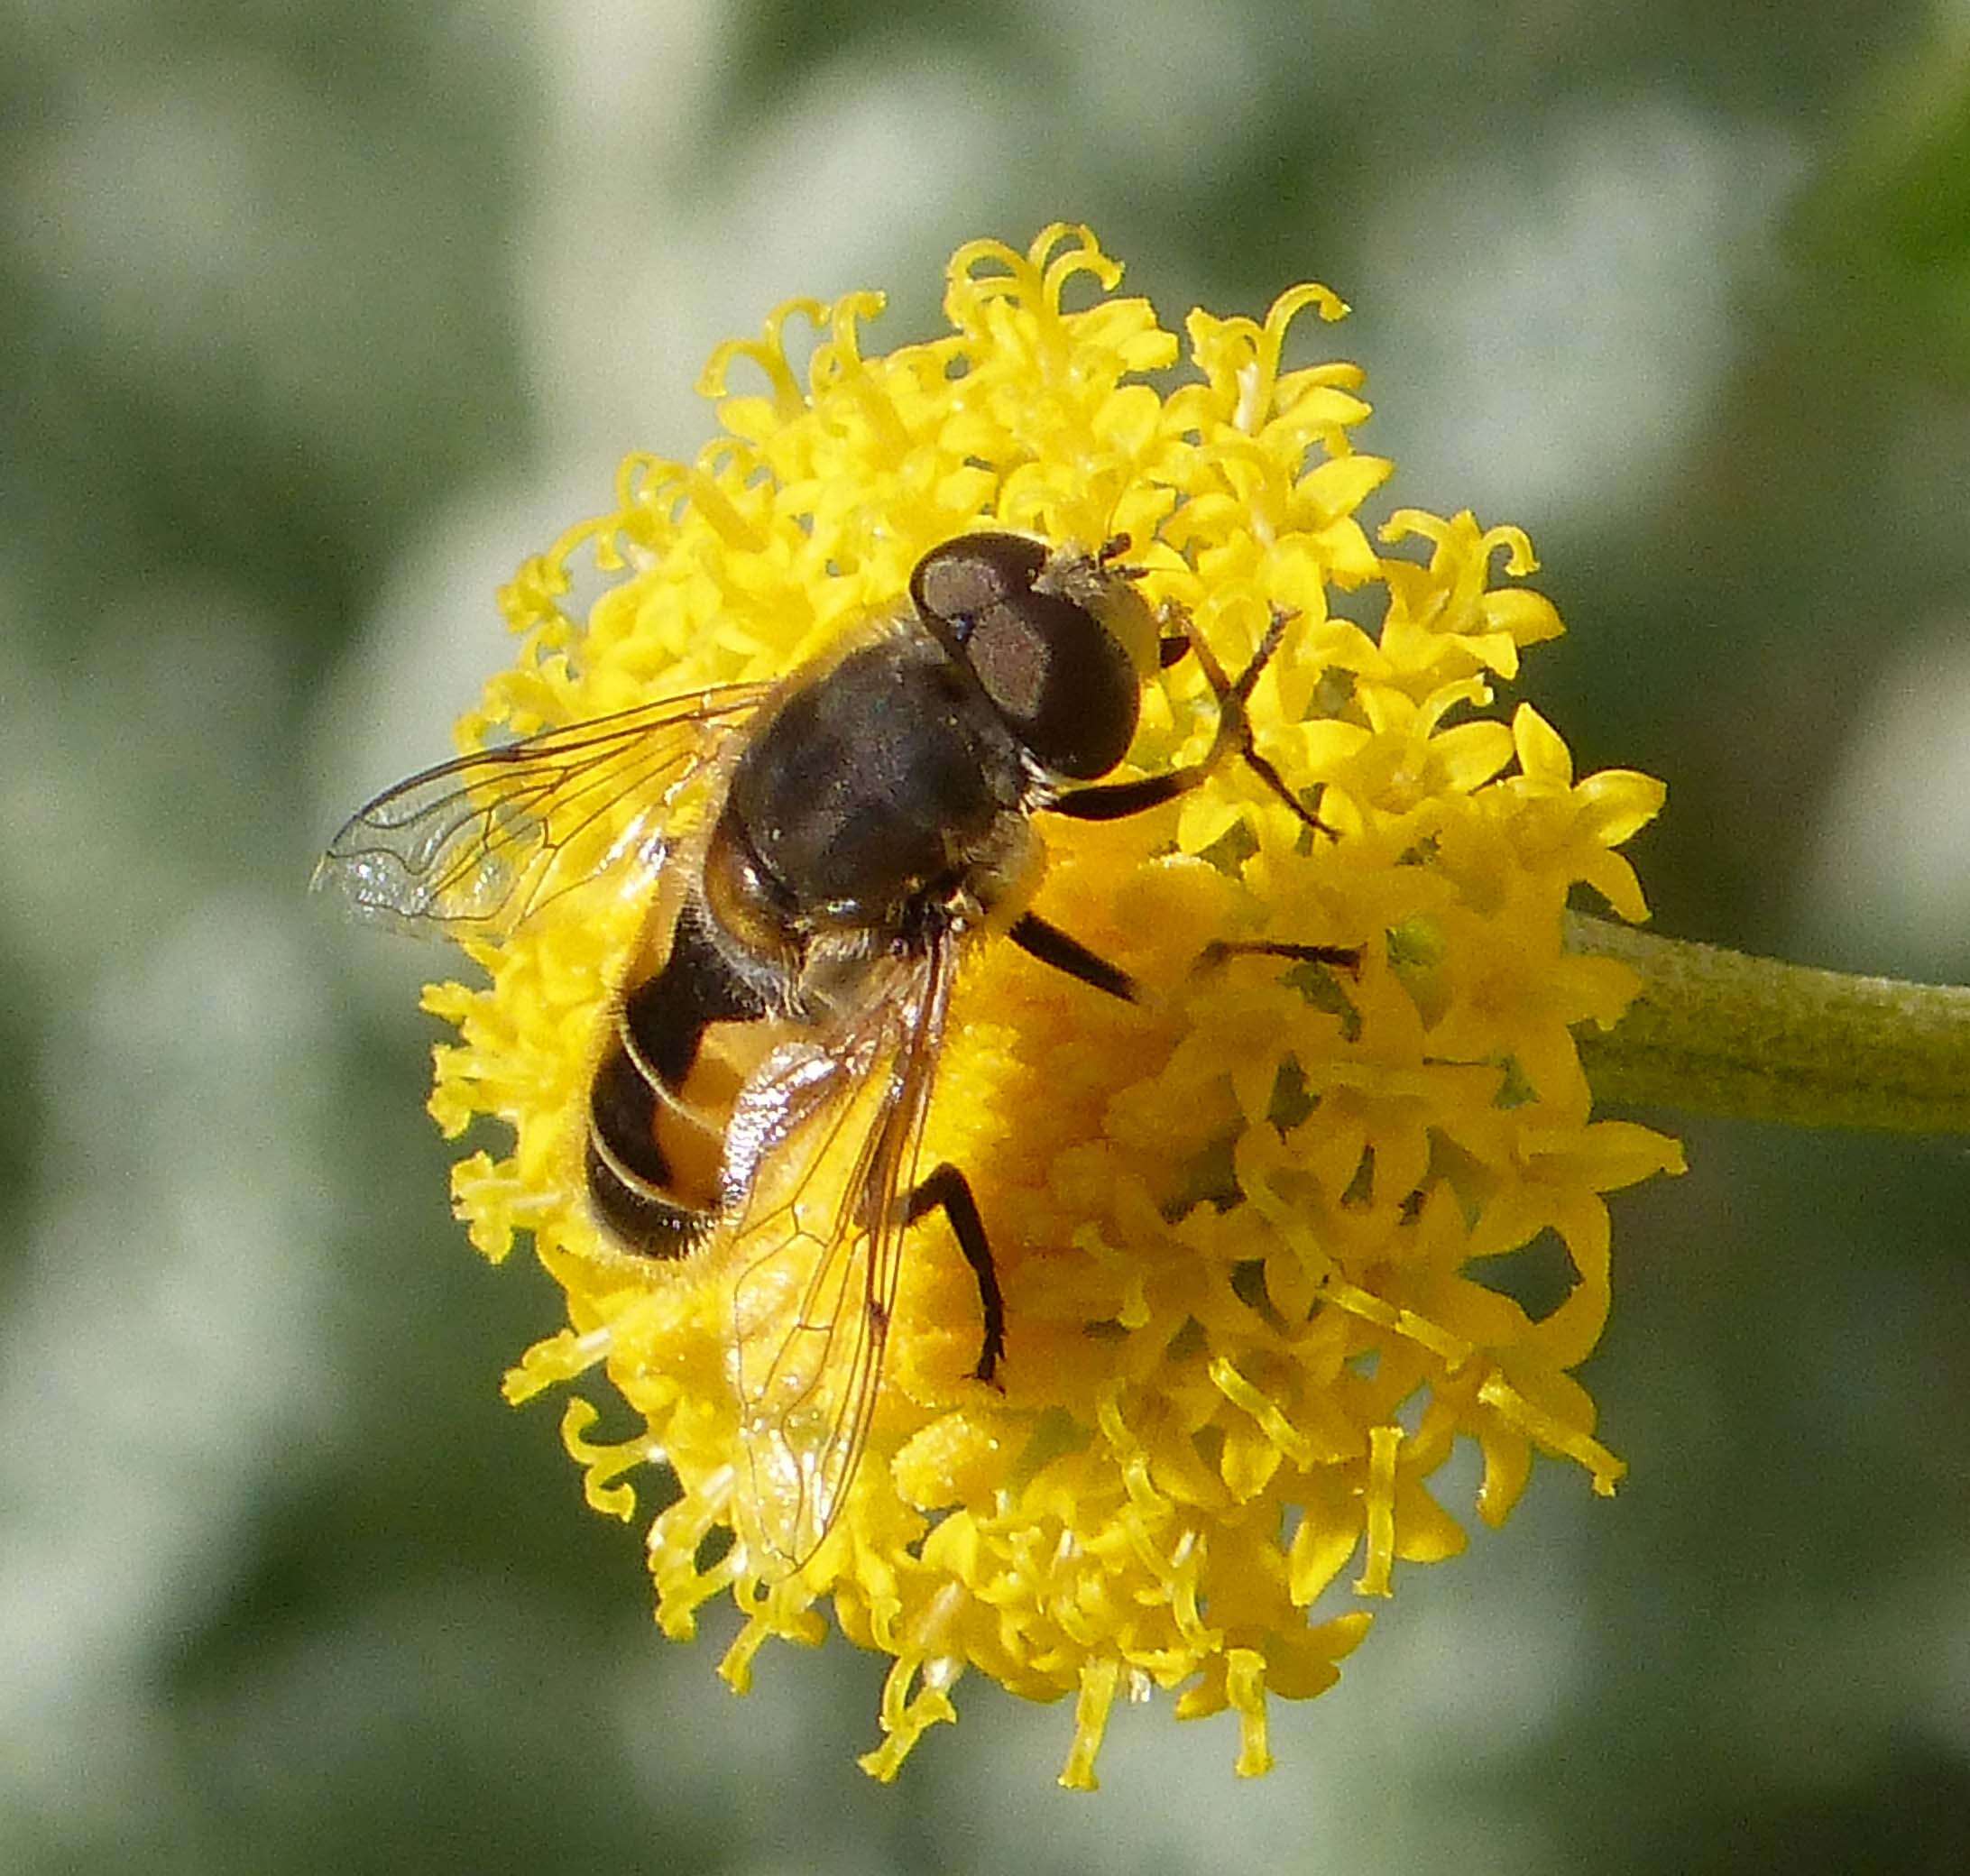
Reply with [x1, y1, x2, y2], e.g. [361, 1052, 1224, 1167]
[314, 530, 1360, 1571]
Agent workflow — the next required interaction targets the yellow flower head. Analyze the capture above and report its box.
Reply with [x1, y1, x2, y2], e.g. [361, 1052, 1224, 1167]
[416, 226, 1681, 1788]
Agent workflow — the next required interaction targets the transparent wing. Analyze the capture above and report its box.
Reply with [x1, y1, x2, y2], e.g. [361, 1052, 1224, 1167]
[310, 684, 771, 941]
[725, 937, 957, 1576]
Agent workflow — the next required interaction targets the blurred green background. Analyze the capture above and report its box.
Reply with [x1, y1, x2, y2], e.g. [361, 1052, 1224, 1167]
[5, 2, 1969, 1870]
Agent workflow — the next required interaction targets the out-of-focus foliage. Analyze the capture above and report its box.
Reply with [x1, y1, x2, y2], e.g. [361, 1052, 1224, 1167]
[1800, 44, 1970, 387]
[3, 2, 1966, 1871]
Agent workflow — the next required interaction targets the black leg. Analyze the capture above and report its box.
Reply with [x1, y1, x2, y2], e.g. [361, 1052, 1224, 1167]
[1008, 912, 1141, 1003]
[1044, 768, 1197, 822]
[1195, 938, 1362, 975]
[905, 1163, 1005, 1383]
[1047, 607, 1336, 837]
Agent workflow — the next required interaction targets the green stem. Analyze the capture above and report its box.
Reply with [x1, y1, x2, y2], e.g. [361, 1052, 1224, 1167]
[1565, 914, 1970, 1135]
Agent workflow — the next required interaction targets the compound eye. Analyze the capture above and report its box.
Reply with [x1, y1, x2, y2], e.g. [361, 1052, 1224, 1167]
[909, 531, 1140, 780]
[908, 532, 1047, 639]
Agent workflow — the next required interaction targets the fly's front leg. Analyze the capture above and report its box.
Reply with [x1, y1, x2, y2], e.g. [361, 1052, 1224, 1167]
[1048, 603, 1335, 837]
[1019, 603, 1357, 1004]
[905, 1163, 1006, 1383]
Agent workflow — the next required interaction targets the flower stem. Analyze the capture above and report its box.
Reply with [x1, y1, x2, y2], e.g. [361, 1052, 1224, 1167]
[1566, 914, 1970, 1135]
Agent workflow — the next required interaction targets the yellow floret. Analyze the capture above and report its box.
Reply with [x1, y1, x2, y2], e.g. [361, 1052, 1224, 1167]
[426, 225, 1682, 1788]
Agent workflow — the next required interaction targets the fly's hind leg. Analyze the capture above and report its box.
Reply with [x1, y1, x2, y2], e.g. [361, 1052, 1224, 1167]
[905, 1163, 1006, 1383]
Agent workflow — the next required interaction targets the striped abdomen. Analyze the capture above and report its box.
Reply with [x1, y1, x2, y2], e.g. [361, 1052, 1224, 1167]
[584, 903, 769, 1253]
